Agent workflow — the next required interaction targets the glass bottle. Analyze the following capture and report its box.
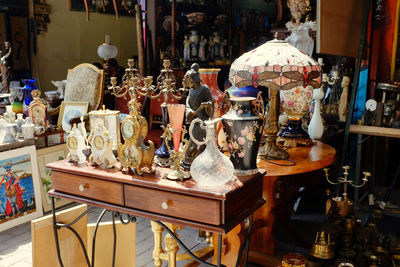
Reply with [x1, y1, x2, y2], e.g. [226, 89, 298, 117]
[189, 118, 234, 187]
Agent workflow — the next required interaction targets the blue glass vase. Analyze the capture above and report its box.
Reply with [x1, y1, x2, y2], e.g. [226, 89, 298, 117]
[21, 79, 38, 107]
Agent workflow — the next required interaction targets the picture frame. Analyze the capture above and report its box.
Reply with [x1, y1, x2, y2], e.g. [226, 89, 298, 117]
[57, 101, 89, 132]
[0, 145, 43, 232]
[89, 109, 120, 150]
[36, 144, 71, 213]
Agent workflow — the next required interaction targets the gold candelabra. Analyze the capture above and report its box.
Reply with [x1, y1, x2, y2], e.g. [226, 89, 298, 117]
[107, 58, 141, 99]
[162, 124, 190, 181]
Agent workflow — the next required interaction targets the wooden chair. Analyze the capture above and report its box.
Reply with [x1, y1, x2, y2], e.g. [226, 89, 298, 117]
[48, 63, 105, 119]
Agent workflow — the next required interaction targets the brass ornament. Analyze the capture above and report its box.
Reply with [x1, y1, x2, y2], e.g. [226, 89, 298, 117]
[310, 231, 334, 259]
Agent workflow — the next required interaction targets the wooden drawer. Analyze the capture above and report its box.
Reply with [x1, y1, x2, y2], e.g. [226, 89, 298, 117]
[52, 171, 124, 205]
[124, 185, 221, 225]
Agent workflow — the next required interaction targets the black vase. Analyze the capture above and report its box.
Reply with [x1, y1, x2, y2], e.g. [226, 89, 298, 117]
[222, 96, 264, 175]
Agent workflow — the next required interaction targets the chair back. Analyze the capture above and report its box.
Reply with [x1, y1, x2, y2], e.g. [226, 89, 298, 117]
[64, 63, 105, 112]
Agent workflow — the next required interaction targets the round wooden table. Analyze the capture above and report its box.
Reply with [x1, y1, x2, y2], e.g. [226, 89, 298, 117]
[214, 141, 336, 266]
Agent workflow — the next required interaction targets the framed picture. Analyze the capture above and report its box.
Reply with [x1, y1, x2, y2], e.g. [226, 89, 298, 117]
[89, 110, 120, 150]
[0, 145, 43, 232]
[36, 144, 71, 213]
[57, 101, 89, 132]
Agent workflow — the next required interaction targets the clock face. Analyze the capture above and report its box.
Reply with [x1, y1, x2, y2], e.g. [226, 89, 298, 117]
[67, 136, 78, 150]
[33, 106, 45, 118]
[366, 99, 377, 112]
[94, 135, 105, 150]
[122, 120, 134, 139]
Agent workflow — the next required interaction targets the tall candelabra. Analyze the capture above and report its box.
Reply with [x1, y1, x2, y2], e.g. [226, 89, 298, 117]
[109, 59, 187, 166]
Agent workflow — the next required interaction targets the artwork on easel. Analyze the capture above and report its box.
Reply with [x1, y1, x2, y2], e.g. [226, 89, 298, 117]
[36, 144, 71, 213]
[0, 145, 43, 232]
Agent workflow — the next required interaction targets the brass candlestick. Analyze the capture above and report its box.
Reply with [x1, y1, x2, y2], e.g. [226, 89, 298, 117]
[162, 124, 190, 181]
[108, 59, 141, 99]
[324, 166, 370, 216]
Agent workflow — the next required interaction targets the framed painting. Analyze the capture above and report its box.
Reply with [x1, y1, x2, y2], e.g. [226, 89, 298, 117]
[0, 145, 43, 232]
[36, 144, 71, 213]
[57, 101, 89, 132]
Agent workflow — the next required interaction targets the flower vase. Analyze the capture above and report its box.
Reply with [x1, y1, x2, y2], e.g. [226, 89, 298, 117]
[199, 68, 227, 149]
[167, 104, 185, 151]
[278, 85, 314, 147]
[226, 85, 259, 98]
[154, 106, 171, 166]
[21, 79, 37, 114]
[222, 96, 265, 175]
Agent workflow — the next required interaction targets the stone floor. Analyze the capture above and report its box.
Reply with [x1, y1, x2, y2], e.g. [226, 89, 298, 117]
[0, 204, 258, 267]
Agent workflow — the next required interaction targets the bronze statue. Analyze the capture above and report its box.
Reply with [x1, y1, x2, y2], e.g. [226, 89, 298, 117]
[0, 42, 12, 95]
[182, 63, 213, 169]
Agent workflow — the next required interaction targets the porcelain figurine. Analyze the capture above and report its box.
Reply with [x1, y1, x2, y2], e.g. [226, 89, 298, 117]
[21, 117, 35, 140]
[308, 87, 324, 140]
[199, 35, 207, 61]
[339, 75, 351, 122]
[189, 30, 199, 59]
[118, 92, 155, 175]
[51, 80, 66, 99]
[212, 32, 221, 59]
[182, 63, 213, 169]
[1, 122, 17, 143]
[208, 36, 215, 59]
[66, 124, 87, 166]
[285, 0, 315, 56]
[4, 105, 15, 123]
[183, 35, 191, 61]
[88, 120, 116, 169]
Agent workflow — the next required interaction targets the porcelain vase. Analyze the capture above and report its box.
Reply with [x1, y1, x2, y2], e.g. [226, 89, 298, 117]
[167, 104, 185, 151]
[22, 79, 37, 113]
[308, 88, 324, 140]
[222, 96, 264, 175]
[279, 85, 313, 139]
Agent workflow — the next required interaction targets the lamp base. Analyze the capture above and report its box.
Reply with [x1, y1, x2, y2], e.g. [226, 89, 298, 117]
[277, 136, 314, 148]
[279, 118, 310, 139]
[258, 138, 289, 160]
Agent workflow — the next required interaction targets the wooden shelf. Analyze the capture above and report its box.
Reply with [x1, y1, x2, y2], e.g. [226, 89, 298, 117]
[349, 125, 400, 138]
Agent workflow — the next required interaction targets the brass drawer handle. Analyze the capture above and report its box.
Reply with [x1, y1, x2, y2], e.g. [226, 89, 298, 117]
[79, 183, 89, 192]
[161, 201, 169, 210]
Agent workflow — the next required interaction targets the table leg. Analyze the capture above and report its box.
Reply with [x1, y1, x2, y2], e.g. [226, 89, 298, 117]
[217, 234, 222, 267]
[151, 220, 164, 267]
[164, 223, 179, 267]
[51, 196, 65, 267]
[243, 214, 253, 267]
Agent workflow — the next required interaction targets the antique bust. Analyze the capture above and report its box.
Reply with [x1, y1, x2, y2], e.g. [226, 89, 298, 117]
[182, 63, 213, 169]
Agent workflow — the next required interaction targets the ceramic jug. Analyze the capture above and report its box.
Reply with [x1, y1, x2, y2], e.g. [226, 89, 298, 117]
[16, 113, 25, 138]
[222, 95, 265, 175]
[4, 105, 15, 123]
[189, 117, 234, 186]
[22, 117, 35, 140]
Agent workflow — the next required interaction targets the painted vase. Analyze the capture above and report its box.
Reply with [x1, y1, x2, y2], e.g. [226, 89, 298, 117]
[227, 85, 259, 98]
[222, 96, 265, 175]
[154, 106, 171, 166]
[21, 79, 37, 113]
[279, 85, 313, 139]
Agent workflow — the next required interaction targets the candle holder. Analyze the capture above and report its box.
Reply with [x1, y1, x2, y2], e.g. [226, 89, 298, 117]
[162, 124, 190, 181]
[324, 166, 370, 216]
[107, 59, 141, 99]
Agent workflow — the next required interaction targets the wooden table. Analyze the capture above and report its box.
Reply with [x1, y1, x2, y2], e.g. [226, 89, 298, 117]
[218, 141, 336, 266]
[47, 160, 265, 267]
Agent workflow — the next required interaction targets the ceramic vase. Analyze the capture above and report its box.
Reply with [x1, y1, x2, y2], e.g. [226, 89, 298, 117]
[308, 88, 324, 140]
[189, 118, 234, 186]
[4, 105, 15, 123]
[21, 79, 38, 113]
[279, 85, 313, 139]
[16, 113, 25, 138]
[227, 85, 259, 98]
[167, 104, 185, 151]
[222, 96, 264, 175]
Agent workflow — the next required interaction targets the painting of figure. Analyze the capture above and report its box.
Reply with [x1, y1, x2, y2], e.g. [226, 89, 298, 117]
[0, 145, 43, 232]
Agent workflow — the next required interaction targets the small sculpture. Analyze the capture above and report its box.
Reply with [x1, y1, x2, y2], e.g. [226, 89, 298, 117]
[66, 124, 87, 166]
[198, 35, 207, 61]
[88, 120, 116, 169]
[189, 30, 199, 59]
[182, 63, 213, 169]
[51, 80, 67, 99]
[0, 42, 12, 95]
[4, 105, 15, 123]
[339, 75, 351, 121]
[0, 119, 17, 143]
[208, 36, 215, 60]
[285, 0, 316, 56]
[183, 35, 191, 61]
[212, 32, 221, 59]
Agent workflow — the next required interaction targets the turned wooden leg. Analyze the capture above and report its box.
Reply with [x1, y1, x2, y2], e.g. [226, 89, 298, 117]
[206, 231, 212, 244]
[151, 220, 164, 267]
[164, 223, 179, 267]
